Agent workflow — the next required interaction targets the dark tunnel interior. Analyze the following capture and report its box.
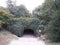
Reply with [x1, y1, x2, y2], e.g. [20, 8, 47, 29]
[23, 29, 34, 35]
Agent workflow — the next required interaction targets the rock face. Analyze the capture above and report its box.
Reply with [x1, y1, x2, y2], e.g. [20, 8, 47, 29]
[9, 18, 40, 37]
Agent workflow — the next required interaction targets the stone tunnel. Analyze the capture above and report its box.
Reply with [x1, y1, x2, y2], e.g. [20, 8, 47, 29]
[10, 18, 40, 37]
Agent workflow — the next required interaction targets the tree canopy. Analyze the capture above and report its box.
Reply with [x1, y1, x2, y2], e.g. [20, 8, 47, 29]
[0, 7, 13, 30]
[35, 0, 60, 42]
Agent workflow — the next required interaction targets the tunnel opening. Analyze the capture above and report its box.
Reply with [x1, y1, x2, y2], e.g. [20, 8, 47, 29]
[23, 29, 34, 35]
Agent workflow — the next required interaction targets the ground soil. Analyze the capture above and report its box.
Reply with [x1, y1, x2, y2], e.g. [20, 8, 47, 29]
[0, 30, 18, 45]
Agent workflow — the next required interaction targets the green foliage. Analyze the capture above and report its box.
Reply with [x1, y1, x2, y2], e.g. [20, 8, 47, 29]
[9, 17, 40, 36]
[0, 7, 13, 30]
[40, 0, 60, 42]
[1, 0, 60, 41]
[46, 17, 60, 42]
[33, 0, 60, 42]
[7, 0, 31, 18]
[40, 0, 55, 21]
[33, 6, 40, 18]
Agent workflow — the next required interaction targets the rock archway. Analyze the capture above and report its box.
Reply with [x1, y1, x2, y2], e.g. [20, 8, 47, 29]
[10, 18, 40, 37]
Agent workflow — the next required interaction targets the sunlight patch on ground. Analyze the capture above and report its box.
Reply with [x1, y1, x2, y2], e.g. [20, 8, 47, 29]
[8, 35, 46, 45]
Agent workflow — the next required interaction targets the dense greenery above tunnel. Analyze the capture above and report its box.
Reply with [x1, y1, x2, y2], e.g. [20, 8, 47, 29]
[9, 17, 40, 36]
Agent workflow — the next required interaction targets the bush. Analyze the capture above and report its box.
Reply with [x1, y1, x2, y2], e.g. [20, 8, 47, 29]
[45, 19, 60, 42]
[0, 7, 13, 30]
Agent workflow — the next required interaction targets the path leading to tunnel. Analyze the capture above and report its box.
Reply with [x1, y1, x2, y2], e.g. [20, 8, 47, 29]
[8, 35, 46, 45]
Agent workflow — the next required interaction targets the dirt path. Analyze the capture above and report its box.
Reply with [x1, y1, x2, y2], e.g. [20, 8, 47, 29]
[0, 31, 18, 45]
[8, 35, 46, 45]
